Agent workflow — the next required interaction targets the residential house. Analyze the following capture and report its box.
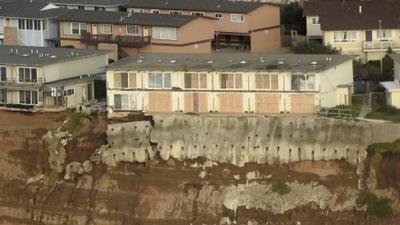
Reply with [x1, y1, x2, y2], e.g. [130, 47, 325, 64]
[0, 45, 108, 110]
[381, 54, 400, 108]
[0, 0, 68, 47]
[46, 0, 129, 11]
[106, 53, 353, 114]
[57, 10, 216, 61]
[123, 0, 281, 52]
[303, 1, 400, 60]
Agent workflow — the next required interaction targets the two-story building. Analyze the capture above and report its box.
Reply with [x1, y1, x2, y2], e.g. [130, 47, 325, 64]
[0, 0, 68, 47]
[304, 1, 400, 60]
[0, 45, 108, 110]
[57, 10, 216, 61]
[106, 53, 353, 114]
[123, 0, 282, 53]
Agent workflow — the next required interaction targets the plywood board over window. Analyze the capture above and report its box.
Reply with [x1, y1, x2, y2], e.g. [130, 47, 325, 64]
[290, 94, 315, 114]
[148, 92, 172, 112]
[219, 93, 243, 113]
[184, 92, 208, 113]
[255, 93, 280, 114]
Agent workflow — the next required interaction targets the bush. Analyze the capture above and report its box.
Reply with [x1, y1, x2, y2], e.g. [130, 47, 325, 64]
[271, 181, 291, 195]
[281, 3, 306, 35]
[63, 112, 88, 134]
[367, 140, 400, 166]
[221, 207, 235, 222]
[48, 170, 60, 184]
[290, 41, 340, 54]
[366, 193, 392, 218]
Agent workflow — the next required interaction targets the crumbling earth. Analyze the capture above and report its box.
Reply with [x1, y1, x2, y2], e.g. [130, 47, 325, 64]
[0, 111, 399, 225]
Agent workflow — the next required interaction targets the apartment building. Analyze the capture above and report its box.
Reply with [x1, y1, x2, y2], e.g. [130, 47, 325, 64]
[381, 54, 400, 108]
[46, 0, 129, 11]
[57, 10, 215, 61]
[106, 53, 353, 114]
[0, 0, 67, 47]
[0, 45, 108, 110]
[303, 1, 400, 60]
[123, 0, 281, 52]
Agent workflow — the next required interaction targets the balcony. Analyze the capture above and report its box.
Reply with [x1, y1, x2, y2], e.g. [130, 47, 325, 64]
[0, 78, 43, 90]
[80, 32, 151, 48]
[363, 41, 400, 51]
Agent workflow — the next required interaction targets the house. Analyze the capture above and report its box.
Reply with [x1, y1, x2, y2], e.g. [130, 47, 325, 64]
[106, 53, 353, 114]
[0, 0, 68, 47]
[381, 54, 400, 108]
[123, 0, 281, 52]
[45, 0, 129, 12]
[0, 45, 108, 110]
[303, 1, 400, 60]
[57, 10, 216, 61]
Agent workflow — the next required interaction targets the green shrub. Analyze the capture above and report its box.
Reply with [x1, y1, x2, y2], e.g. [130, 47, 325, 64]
[367, 140, 400, 166]
[48, 170, 60, 184]
[366, 193, 392, 218]
[290, 41, 339, 54]
[63, 112, 87, 134]
[221, 207, 235, 221]
[271, 181, 291, 195]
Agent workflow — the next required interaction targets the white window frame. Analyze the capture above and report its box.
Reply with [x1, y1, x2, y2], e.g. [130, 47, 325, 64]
[101, 24, 113, 34]
[231, 14, 245, 23]
[18, 67, 38, 83]
[291, 74, 315, 91]
[219, 73, 242, 89]
[169, 10, 183, 15]
[255, 73, 278, 90]
[148, 72, 171, 89]
[377, 29, 392, 40]
[131, 8, 144, 13]
[63, 88, 75, 96]
[0, 66, 6, 82]
[333, 31, 357, 42]
[151, 9, 160, 14]
[215, 13, 223, 19]
[126, 25, 140, 35]
[0, 89, 6, 104]
[191, 11, 204, 16]
[19, 90, 38, 105]
[152, 27, 177, 40]
[68, 22, 87, 35]
[184, 72, 208, 89]
[312, 17, 320, 25]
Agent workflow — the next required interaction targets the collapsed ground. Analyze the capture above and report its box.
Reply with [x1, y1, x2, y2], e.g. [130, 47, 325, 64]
[0, 111, 399, 225]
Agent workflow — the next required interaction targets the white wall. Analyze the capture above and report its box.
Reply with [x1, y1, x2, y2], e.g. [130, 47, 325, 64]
[306, 16, 322, 37]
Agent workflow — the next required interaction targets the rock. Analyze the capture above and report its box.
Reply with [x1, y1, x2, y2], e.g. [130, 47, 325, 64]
[233, 175, 240, 180]
[26, 174, 45, 184]
[199, 171, 207, 179]
[82, 160, 92, 173]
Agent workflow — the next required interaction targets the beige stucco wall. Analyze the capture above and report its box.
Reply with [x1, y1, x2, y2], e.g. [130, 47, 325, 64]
[63, 81, 95, 107]
[3, 26, 17, 45]
[387, 91, 400, 108]
[306, 16, 322, 37]
[250, 27, 281, 52]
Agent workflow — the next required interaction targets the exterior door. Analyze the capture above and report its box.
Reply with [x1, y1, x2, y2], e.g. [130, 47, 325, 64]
[92, 24, 97, 34]
[87, 83, 93, 101]
[365, 30, 372, 42]
[143, 26, 149, 36]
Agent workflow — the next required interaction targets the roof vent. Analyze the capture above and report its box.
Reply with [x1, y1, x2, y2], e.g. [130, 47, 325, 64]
[311, 61, 318, 65]
[137, 59, 144, 63]
[277, 59, 285, 65]
[50, 55, 57, 59]
[207, 60, 214, 64]
[259, 57, 264, 63]
[359, 5, 362, 14]
[22, 53, 30, 57]
[240, 60, 247, 64]
[170, 60, 176, 63]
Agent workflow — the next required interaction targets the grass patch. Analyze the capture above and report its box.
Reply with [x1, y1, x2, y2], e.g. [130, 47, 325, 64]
[63, 112, 88, 135]
[221, 207, 235, 222]
[271, 180, 291, 195]
[48, 170, 60, 184]
[331, 96, 363, 118]
[366, 193, 392, 218]
[366, 103, 400, 123]
[367, 140, 400, 166]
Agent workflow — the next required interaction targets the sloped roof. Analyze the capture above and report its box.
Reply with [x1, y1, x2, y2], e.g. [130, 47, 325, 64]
[107, 53, 353, 73]
[57, 9, 205, 27]
[46, 0, 130, 7]
[0, 45, 108, 66]
[303, 0, 400, 30]
[124, 0, 272, 14]
[0, 0, 68, 19]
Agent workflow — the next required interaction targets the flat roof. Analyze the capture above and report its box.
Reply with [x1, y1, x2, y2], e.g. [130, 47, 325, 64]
[381, 81, 400, 92]
[107, 53, 353, 73]
[124, 0, 274, 14]
[0, 45, 108, 66]
[57, 9, 209, 27]
[0, 0, 68, 19]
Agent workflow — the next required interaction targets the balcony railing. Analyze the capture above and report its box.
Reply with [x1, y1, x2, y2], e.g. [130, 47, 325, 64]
[0, 78, 43, 89]
[363, 41, 400, 51]
[81, 32, 151, 48]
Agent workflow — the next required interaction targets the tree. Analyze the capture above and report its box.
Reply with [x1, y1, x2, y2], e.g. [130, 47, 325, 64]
[281, 3, 306, 35]
[290, 41, 340, 54]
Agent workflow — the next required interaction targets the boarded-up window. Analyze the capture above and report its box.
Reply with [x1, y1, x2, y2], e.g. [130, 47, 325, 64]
[220, 73, 242, 89]
[255, 73, 278, 89]
[184, 73, 207, 89]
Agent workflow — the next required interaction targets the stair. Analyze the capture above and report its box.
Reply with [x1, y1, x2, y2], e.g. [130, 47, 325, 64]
[118, 47, 130, 60]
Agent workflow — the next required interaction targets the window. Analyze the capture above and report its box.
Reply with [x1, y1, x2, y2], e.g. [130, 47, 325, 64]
[220, 74, 242, 89]
[184, 73, 207, 89]
[377, 29, 392, 40]
[255, 74, 278, 90]
[19, 90, 38, 105]
[231, 14, 245, 23]
[113, 72, 136, 88]
[0, 67, 6, 82]
[130, 8, 144, 13]
[191, 12, 204, 16]
[101, 24, 113, 34]
[126, 25, 140, 35]
[26, 19, 33, 30]
[114, 94, 129, 110]
[333, 31, 357, 42]
[0, 89, 6, 104]
[291, 74, 314, 90]
[152, 27, 177, 40]
[151, 9, 160, 14]
[18, 19, 25, 29]
[68, 22, 87, 35]
[34, 20, 41, 30]
[148, 72, 171, 89]
[95, 6, 105, 11]
[78, 5, 85, 10]
[215, 13, 223, 19]
[18, 67, 37, 83]
[63, 89, 75, 96]
[312, 17, 320, 25]
[170, 11, 183, 15]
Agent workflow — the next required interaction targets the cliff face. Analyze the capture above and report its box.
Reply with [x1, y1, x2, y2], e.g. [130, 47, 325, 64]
[0, 112, 399, 225]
